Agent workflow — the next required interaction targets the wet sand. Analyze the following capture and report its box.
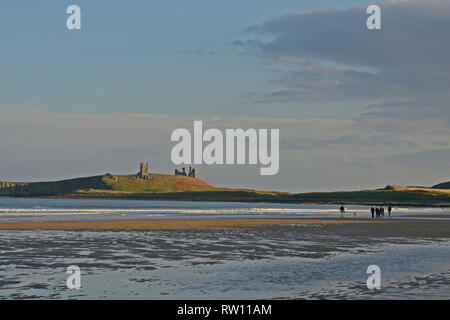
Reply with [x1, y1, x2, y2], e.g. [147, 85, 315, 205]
[0, 218, 362, 231]
[304, 219, 450, 238]
[1, 218, 449, 299]
[0, 218, 449, 238]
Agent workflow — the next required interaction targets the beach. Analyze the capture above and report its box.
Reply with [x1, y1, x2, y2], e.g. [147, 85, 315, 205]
[0, 218, 361, 230]
[0, 217, 449, 238]
[0, 198, 449, 299]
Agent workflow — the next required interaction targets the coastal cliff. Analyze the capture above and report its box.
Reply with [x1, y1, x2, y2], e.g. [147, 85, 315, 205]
[0, 173, 216, 196]
[1, 174, 449, 206]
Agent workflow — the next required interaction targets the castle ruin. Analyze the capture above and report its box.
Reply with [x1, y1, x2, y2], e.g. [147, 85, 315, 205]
[175, 166, 197, 178]
[138, 162, 149, 179]
[0, 181, 30, 196]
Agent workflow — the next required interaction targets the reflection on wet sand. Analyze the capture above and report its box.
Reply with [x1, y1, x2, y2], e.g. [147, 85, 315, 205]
[0, 220, 449, 299]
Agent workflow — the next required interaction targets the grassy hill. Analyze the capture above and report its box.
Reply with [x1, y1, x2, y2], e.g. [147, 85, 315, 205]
[286, 185, 450, 205]
[1, 174, 449, 206]
[0, 173, 217, 196]
[97, 174, 216, 193]
[433, 181, 450, 189]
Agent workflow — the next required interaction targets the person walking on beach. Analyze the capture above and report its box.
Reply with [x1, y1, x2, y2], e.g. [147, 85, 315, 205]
[381, 207, 385, 217]
[388, 206, 392, 216]
[371, 207, 375, 219]
[375, 207, 380, 218]
[340, 206, 345, 216]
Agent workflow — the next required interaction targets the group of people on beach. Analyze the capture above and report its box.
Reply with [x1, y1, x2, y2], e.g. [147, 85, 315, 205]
[339, 205, 392, 218]
[371, 206, 392, 219]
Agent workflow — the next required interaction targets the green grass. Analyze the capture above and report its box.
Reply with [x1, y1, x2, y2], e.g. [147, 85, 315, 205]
[0, 173, 216, 196]
[287, 186, 450, 204]
[102, 174, 216, 193]
[72, 187, 450, 205]
[433, 181, 450, 189]
[1, 174, 449, 205]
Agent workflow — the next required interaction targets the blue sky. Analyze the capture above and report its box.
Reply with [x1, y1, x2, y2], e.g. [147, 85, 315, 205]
[0, 0, 364, 118]
[1, 0, 449, 191]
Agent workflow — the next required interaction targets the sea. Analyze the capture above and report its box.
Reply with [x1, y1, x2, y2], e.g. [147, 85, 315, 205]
[0, 197, 449, 299]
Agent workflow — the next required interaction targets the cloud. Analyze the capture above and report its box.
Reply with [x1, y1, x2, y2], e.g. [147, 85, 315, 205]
[0, 110, 449, 191]
[236, 0, 450, 120]
[385, 148, 450, 170]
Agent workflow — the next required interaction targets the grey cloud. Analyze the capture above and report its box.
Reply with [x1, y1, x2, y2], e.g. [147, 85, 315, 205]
[385, 148, 450, 170]
[281, 133, 420, 151]
[365, 98, 450, 121]
[246, 1, 450, 73]
[257, 65, 398, 103]
[0, 110, 449, 192]
[237, 0, 450, 119]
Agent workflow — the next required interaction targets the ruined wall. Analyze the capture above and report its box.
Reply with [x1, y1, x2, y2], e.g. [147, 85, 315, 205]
[0, 182, 32, 196]
[174, 166, 197, 178]
[0, 175, 108, 196]
[175, 167, 187, 176]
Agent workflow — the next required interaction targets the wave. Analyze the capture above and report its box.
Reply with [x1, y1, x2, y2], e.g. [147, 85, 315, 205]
[0, 206, 448, 217]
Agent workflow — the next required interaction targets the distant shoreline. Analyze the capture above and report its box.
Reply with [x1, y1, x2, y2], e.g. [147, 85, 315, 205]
[1, 193, 449, 208]
[1, 172, 449, 207]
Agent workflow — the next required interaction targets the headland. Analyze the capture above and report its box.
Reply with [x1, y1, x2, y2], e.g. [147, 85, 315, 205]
[1, 163, 449, 207]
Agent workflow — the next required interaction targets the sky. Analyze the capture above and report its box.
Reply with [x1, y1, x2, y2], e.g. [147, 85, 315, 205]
[1, 0, 449, 192]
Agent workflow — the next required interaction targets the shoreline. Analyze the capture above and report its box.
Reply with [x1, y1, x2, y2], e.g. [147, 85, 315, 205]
[1, 218, 450, 238]
[1, 194, 449, 208]
[0, 218, 363, 231]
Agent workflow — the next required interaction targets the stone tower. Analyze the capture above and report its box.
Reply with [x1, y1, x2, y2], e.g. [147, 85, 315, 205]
[188, 166, 197, 178]
[138, 162, 149, 179]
